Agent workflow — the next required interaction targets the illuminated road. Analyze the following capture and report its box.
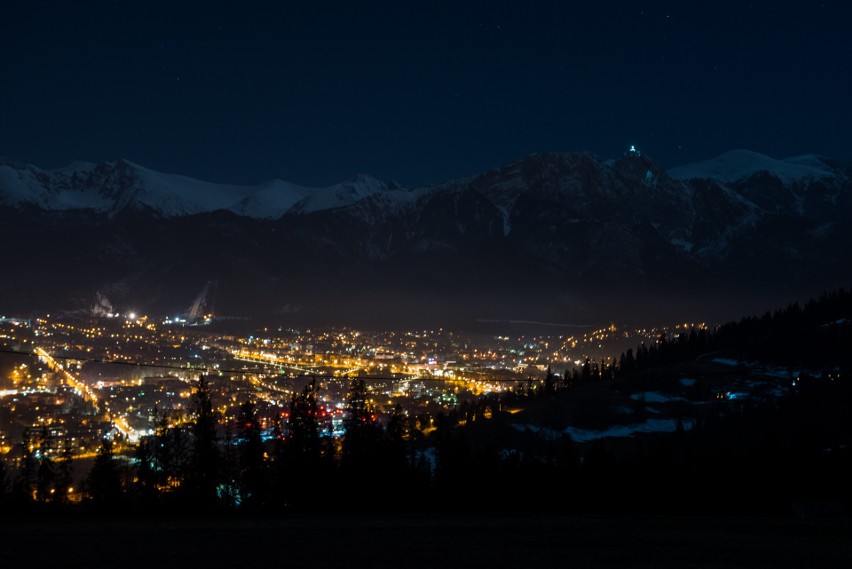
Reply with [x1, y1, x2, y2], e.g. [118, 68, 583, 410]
[232, 349, 322, 376]
[33, 346, 137, 441]
[233, 350, 433, 385]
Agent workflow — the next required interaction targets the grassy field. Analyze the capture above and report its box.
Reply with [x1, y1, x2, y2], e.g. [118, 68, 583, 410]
[0, 514, 849, 568]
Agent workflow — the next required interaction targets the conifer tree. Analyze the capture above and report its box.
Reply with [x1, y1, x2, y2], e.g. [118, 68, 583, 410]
[187, 375, 220, 508]
[36, 457, 55, 504]
[87, 437, 123, 509]
[54, 441, 74, 505]
[581, 358, 591, 382]
[287, 378, 320, 460]
[237, 401, 266, 509]
[543, 365, 555, 396]
[342, 379, 383, 474]
[0, 460, 7, 500]
[279, 378, 322, 509]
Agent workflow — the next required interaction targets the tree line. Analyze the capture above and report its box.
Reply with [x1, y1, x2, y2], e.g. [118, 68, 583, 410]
[0, 288, 849, 515]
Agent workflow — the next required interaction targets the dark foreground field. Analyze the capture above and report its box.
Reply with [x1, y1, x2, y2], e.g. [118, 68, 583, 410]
[1, 514, 850, 568]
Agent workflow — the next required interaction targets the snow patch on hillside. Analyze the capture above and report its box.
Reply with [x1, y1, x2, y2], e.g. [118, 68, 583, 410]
[564, 418, 692, 442]
[629, 391, 687, 404]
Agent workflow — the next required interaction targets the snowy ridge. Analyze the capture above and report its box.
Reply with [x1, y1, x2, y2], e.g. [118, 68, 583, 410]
[1, 149, 847, 264]
[512, 419, 693, 443]
[1, 149, 849, 320]
[669, 149, 840, 185]
[126, 161, 260, 216]
[226, 179, 309, 218]
[0, 160, 408, 219]
[288, 174, 403, 214]
[0, 161, 109, 210]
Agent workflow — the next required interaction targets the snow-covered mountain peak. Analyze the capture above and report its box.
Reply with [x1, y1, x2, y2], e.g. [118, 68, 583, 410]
[1, 150, 846, 226]
[347, 173, 383, 186]
[0, 159, 401, 219]
[669, 149, 839, 185]
[52, 160, 99, 174]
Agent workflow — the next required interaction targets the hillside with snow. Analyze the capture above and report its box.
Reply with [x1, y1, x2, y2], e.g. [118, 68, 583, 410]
[668, 149, 845, 185]
[0, 149, 849, 324]
[0, 159, 407, 219]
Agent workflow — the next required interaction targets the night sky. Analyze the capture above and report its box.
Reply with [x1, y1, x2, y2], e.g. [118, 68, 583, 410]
[2, 1, 850, 187]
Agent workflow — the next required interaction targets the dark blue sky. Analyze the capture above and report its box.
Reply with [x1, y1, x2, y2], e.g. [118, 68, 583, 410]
[2, 1, 850, 186]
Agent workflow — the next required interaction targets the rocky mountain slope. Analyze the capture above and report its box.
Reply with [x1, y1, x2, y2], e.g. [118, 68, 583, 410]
[1, 150, 849, 326]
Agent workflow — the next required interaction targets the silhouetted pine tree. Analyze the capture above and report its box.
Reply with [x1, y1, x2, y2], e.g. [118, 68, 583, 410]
[237, 401, 267, 509]
[187, 375, 220, 509]
[600, 358, 614, 381]
[543, 365, 555, 396]
[54, 441, 74, 506]
[0, 460, 7, 502]
[581, 358, 591, 382]
[561, 368, 573, 389]
[132, 410, 191, 507]
[86, 437, 123, 510]
[341, 379, 385, 501]
[618, 348, 635, 376]
[434, 419, 470, 503]
[385, 403, 409, 471]
[35, 457, 55, 504]
[278, 378, 322, 509]
[15, 432, 40, 505]
[218, 423, 242, 509]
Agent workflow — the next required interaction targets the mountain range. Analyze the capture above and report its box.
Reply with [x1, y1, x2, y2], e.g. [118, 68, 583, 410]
[1, 149, 849, 327]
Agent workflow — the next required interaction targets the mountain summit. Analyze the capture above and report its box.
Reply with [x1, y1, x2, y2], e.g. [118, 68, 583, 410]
[0, 159, 402, 219]
[1, 150, 849, 325]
